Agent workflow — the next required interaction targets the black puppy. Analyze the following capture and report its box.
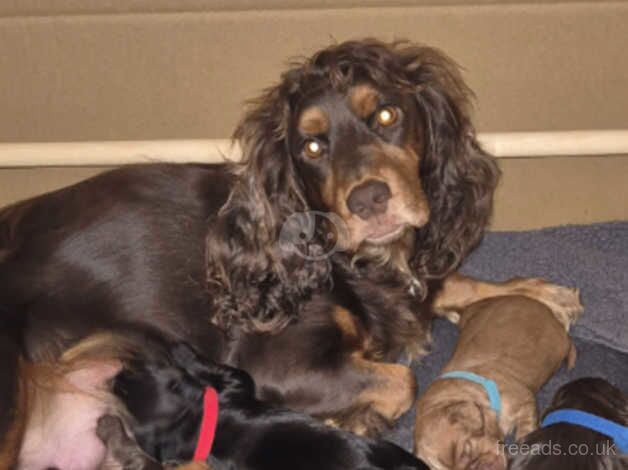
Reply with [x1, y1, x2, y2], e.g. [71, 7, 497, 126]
[509, 377, 628, 470]
[112, 343, 428, 470]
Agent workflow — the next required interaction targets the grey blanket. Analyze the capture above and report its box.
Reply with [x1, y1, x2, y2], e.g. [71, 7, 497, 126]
[461, 221, 628, 353]
[386, 221, 628, 450]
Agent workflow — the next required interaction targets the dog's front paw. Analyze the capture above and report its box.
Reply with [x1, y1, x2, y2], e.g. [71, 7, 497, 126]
[507, 277, 583, 330]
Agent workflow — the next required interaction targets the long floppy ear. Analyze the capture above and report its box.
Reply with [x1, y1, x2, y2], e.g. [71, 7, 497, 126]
[400, 45, 500, 280]
[170, 342, 256, 398]
[206, 79, 332, 334]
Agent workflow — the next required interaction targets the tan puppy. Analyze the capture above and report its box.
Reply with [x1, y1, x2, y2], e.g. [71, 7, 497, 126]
[414, 295, 579, 470]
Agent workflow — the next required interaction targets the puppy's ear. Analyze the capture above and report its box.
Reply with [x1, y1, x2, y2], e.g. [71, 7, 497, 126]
[206, 75, 332, 334]
[169, 342, 255, 398]
[447, 400, 484, 432]
[170, 342, 220, 384]
[399, 44, 500, 280]
[170, 342, 200, 369]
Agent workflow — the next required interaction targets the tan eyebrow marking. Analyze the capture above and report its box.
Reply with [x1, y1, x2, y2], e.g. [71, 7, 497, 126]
[349, 84, 380, 119]
[298, 106, 329, 135]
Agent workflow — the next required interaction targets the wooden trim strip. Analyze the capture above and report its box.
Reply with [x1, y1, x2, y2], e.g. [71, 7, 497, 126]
[0, 130, 627, 167]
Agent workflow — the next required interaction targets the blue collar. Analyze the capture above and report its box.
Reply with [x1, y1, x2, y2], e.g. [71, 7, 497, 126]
[439, 371, 502, 417]
[542, 409, 628, 453]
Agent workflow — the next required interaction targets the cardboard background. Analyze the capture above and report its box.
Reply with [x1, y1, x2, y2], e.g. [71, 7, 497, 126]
[0, 1, 626, 228]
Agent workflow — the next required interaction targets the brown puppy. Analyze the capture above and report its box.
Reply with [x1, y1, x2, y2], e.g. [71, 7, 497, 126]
[414, 295, 579, 470]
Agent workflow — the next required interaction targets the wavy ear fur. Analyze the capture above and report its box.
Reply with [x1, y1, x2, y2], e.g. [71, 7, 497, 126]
[206, 79, 331, 334]
[401, 45, 500, 280]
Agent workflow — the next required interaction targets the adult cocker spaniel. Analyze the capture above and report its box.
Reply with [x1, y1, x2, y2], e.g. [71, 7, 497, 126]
[0, 39, 581, 467]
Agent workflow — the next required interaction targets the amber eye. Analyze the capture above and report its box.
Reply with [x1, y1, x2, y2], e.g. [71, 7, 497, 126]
[303, 139, 324, 159]
[375, 106, 398, 127]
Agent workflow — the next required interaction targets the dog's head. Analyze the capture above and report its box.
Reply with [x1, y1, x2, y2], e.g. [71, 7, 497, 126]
[549, 377, 628, 423]
[112, 343, 256, 461]
[415, 401, 506, 470]
[508, 378, 628, 470]
[112, 360, 201, 461]
[207, 39, 499, 332]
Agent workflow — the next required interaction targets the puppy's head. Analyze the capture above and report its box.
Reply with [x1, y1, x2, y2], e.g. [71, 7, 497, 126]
[113, 359, 203, 461]
[415, 401, 506, 470]
[508, 378, 628, 470]
[112, 343, 256, 461]
[549, 377, 628, 423]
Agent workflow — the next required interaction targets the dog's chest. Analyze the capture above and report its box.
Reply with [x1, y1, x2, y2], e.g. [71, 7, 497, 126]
[333, 272, 430, 359]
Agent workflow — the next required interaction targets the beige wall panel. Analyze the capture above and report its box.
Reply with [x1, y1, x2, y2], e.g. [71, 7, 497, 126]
[1, 156, 626, 230]
[492, 156, 628, 230]
[0, 1, 607, 17]
[0, 2, 627, 143]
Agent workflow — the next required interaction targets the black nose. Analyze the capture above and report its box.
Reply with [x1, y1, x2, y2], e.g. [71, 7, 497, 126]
[346, 180, 391, 220]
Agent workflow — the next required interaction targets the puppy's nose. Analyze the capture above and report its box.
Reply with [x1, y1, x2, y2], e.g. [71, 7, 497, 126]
[346, 180, 391, 220]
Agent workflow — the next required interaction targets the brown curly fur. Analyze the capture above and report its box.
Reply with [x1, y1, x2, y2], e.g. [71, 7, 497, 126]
[206, 39, 499, 334]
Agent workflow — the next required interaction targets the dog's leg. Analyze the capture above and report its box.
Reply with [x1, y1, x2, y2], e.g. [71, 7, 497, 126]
[303, 307, 416, 436]
[432, 273, 582, 326]
[234, 306, 417, 436]
[316, 357, 416, 436]
[342, 356, 417, 436]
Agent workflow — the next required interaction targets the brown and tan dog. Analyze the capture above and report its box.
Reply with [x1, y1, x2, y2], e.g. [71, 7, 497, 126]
[414, 295, 580, 470]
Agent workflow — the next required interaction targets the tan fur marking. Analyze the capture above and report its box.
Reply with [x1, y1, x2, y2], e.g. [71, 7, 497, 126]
[354, 357, 416, 426]
[0, 361, 28, 468]
[332, 307, 361, 342]
[298, 106, 329, 135]
[331, 143, 428, 252]
[3, 334, 135, 470]
[349, 84, 380, 118]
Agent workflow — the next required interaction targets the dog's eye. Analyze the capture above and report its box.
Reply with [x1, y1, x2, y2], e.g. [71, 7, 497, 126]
[303, 139, 324, 159]
[375, 106, 398, 127]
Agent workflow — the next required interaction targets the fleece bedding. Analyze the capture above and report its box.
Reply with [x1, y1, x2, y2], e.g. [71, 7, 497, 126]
[386, 221, 628, 450]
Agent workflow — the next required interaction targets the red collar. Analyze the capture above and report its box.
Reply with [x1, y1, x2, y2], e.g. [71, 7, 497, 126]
[193, 387, 219, 461]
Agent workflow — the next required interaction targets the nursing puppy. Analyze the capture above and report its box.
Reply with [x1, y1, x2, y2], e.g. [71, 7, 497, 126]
[414, 295, 579, 470]
[509, 377, 628, 470]
[114, 342, 429, 470]
[97, 415, 214, 470]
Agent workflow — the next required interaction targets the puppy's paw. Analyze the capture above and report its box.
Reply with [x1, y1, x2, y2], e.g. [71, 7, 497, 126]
[324, 418, 341, 429]
[97, 415, 164, 470]
[96, 414, 125, 444]
[508, 277, 583, 330]
[474, 455, 507, 470]
[441, 310, 461, 325]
